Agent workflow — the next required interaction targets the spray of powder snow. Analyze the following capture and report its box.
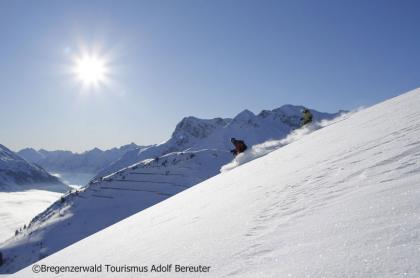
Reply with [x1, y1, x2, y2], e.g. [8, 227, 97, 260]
[220, 110, 359, 172]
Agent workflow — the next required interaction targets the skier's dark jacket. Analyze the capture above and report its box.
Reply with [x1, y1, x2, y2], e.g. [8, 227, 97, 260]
[230, 139, 247, 155]
[301, 109, 313, 126]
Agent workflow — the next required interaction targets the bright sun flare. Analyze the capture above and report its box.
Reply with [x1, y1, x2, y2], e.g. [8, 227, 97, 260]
[73, 54, 108, 87]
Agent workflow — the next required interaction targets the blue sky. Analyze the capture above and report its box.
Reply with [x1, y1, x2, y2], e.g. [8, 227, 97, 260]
[0, 0, 419, 152]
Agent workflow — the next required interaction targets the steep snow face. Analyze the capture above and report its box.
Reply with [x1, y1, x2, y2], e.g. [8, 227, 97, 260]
[18, 143, 144, 176]
[0, 144, 67, 192]
[0, 149, 232, 274]
[12, 89, 420, 277]
[98, 105, 339, 177]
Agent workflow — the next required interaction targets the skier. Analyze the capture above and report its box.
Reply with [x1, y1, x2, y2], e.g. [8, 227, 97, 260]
[0, 251, 3, 266]
[230, 138, 247, 156]
[300, 108, 313, 126]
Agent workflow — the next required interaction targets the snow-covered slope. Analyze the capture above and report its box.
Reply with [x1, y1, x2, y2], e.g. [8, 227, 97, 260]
[99, 105, 338, 177]
[11, 88, 420, 277]
[0, 149, 232, 273]
[0, 105, 338, 274]
[18, 143, 143, 175]
[0, 144, 68, 192]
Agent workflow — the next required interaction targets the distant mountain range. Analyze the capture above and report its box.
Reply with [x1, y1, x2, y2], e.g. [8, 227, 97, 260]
[18, 143, 146, 175]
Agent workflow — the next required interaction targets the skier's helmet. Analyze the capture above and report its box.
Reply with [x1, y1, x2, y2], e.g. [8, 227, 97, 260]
[231, 137, 236, 143]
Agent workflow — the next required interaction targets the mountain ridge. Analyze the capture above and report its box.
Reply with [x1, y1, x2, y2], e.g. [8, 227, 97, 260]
[98, 104, 340, 178]
[18, 143, 146, 175]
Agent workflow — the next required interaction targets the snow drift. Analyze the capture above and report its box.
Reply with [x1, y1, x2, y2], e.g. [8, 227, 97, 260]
[10, 88, 420, 277]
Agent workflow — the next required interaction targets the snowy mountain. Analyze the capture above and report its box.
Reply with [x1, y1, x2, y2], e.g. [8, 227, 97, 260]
[98, 105, 339, 177]
[0, 144, 68, 192]
[18, 143, 144, 175]
[0, 104, 338, 274]
[10, 88, 420, 277]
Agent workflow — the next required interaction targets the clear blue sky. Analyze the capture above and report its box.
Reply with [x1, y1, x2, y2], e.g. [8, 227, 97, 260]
[1, 0, 419, 152]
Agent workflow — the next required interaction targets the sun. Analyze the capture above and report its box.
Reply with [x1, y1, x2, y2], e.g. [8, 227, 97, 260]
[72, 53, 109, 88]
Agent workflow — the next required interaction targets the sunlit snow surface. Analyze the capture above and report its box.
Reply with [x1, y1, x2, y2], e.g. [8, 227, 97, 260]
[12, 89, 420, 277]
